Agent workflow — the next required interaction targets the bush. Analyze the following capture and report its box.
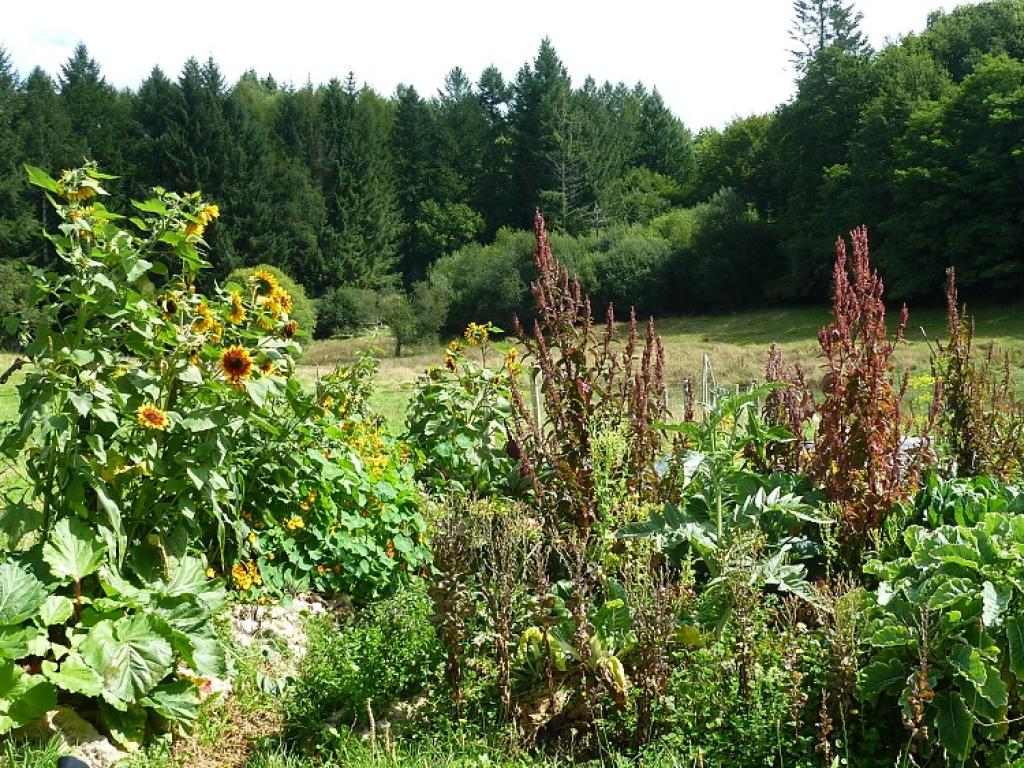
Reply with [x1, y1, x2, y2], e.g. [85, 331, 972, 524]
[378, 281, 449, 356]
[226, 264, 317, 339]
[427, 228, 535, 333]
[284, 581, 443, 733]
[315, 286, 379, 339]
[580, 226, 672, 315]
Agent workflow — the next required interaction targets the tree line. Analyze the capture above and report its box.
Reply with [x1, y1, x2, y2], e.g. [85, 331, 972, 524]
[1, 0, 1023, 338]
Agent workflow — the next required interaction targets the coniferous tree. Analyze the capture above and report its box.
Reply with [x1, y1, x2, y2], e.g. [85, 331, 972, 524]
[476, 65, 514, 236]
[790, 0, 870, 73]
[0, 47, 29, 260]
[319, 75, 401, 289]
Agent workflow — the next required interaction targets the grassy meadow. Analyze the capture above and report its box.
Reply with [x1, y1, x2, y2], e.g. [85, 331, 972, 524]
[293, 303, 1024, 429]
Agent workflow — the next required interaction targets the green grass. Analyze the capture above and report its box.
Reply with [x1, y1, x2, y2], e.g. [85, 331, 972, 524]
[294, 303, 1024, 429]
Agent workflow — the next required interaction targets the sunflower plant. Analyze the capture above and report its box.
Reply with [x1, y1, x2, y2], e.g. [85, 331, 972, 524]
[0, 164, 425, 746]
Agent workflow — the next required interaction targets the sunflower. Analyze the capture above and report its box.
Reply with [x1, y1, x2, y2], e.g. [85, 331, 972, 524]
[226, 291, 246, 325]
[252, 268, 280, 297]
[185, 204, 220, 238]
[193, 303, 213, 334]
[136, 403, 169, 431]
[259, 360, 275, 376]
[273, 288, 293, 315]
[263, 294, 283, 318]
[220, 345, 253, 384]
[281, 320, 298, 340]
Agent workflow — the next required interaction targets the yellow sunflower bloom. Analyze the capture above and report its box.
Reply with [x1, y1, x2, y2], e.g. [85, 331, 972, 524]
[252, 268, 280, 297]
[226, 291, 246, 325]
[136, 403, 169, 431]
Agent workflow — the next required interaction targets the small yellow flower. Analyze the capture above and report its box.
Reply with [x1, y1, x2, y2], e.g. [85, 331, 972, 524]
[136, 403, 169, 431]
[286, 515, 305, 531]
[193, 303, 213, 334]
[205, 567, 216, 579]
[248, 532, 257, 544]
[267, 551, 275, 561]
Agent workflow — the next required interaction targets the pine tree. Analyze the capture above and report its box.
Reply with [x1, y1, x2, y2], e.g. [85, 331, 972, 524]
[790, 0, 870, 73]
[476, 65, 514, 236]
[636, 88, 695, 190]
[391, 84, 438, 281]
[17, 67, 75, 265]
[319, 76, 401, 290]
[0, 47, 28, 261]
[58, 44, 130, 173]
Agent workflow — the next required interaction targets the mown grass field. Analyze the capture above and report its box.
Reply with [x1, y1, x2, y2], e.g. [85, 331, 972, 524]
[295, 303, 1024, 428]
[3, 303, 1023, 433]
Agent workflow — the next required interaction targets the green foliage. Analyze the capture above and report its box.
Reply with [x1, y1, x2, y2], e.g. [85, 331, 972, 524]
[237, 356, 430, 601]
[315, 286, 379, 338]
[226, 264, 316, 340]
[284, 581, 443, 733]
[378, 282, 449, 356]
[405, 328, 523, 497]
[0, 261, 37, 349]
[862, 508, 1024, 763]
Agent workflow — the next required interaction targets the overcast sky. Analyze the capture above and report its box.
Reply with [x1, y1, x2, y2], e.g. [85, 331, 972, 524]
[4, 0, 977, 129]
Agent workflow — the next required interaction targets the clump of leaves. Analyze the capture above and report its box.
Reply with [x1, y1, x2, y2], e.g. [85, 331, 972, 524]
[405, 329, 525, 498]
[860, 508, 1024, 764]
[929, 267, 1024, 481]
[812, 226, 915, 552]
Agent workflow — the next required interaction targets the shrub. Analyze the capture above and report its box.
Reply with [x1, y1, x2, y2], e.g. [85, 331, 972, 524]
[227, 263, 316, 339]
[427, 228, 535, 333]
[600, 168, 683, 226]
[378, 282, 449, 356]
[284, 581, 443, 732]
[580, 226, 671, 315]
[315, 286, 379, 339]
[0, 260, 38, 349]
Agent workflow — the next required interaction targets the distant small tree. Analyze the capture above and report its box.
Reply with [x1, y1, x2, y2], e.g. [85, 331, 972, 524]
[379, 281, 449, 356]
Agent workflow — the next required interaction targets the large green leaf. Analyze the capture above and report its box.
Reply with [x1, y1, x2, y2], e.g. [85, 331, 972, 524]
[38, 595, 74, 626]
[42, 654, 103, 697]
[42, 517, 106, 583]
[141, 679, 200, 722]
[0, 659, 58, 734]
[934, 691, 972, 761]
[80, 615, 174, 706]
[1006, 615, 1024, 681]
[0, 626, 40, 660]
[99, 701, 146, 751]
[0, 561, 47, 626]
[859, 657, 907, 701]
[950, 643, 987, 688]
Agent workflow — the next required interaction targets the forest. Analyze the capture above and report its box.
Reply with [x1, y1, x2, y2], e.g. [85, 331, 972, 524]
[2, 0, 1024, 342]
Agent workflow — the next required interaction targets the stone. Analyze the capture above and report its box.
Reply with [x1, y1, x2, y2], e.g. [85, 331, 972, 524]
[17, 706, 127, 768]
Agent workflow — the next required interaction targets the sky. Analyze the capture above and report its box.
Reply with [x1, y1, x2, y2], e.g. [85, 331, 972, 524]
[3, 0, 978, 130]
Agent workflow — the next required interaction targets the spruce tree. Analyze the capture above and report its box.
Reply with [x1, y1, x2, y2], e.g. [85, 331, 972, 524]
[790, 0, 870, 73]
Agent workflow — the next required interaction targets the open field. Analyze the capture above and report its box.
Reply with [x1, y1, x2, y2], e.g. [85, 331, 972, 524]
[296, 303, 1024, 427]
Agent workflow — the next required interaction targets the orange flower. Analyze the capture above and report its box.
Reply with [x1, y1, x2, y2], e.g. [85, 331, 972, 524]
[386, 540, 396, 559]
[136, 403, 169, 431]
[220, 345, 253, 384]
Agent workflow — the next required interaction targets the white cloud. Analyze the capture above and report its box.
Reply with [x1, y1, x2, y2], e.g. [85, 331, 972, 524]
[2, 0, 978, 129]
